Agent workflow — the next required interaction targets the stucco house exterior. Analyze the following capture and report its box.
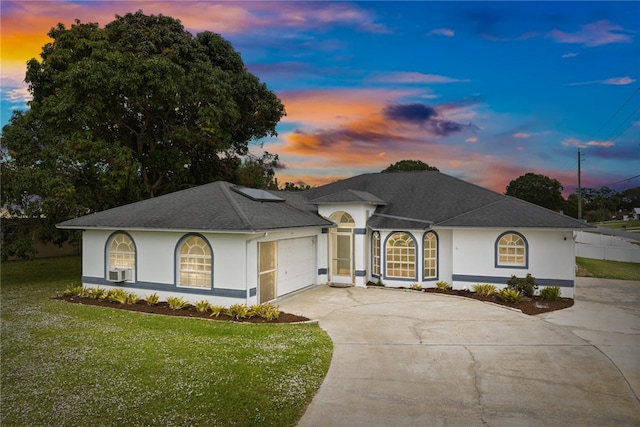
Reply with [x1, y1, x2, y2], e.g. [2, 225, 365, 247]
[57, 171, 591, 304]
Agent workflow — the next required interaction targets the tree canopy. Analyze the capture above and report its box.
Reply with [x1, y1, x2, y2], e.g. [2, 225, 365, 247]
[1, 11, 285, 259]
[505, 173, 564, 211]
[381, 160, 439, 173]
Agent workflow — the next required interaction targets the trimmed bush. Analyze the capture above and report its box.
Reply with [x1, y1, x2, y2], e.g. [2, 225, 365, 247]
[226, 304, 250, 320]
[210, 305, 225, 318]
[62, 285, 84, 297]
[540, 286, 561, 301]
[506, 273, 538, 297]
[472, 284, 496, 296]
[410, 283, 422, 291]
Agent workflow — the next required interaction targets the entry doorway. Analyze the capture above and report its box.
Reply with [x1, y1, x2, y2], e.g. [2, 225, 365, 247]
[329, 212, 355, 285]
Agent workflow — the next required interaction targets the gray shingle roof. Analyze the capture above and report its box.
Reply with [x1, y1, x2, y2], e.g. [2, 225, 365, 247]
[303, 171, 592, 230]
[57, 181, 333, 232]
[57, 171, 593, 233]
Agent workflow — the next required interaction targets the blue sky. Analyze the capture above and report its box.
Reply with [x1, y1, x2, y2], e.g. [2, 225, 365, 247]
[2, 1, 639, 194]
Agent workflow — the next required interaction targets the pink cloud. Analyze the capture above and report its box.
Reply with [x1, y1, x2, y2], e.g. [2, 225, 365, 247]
[369, 72, 470, 84]
[465, 137, 478, 143]
[562, 138, 614, 148]
[548, 20, 634, 47]
[566, 76, 636, 86]
[513, 132, 531, 139]
[427, 28, 454, 37]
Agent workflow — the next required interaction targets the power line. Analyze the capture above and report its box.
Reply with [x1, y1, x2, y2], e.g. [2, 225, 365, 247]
[605, 104, 640, 142]
[601, 174, 640, 188]
[597, 85, 640, 137]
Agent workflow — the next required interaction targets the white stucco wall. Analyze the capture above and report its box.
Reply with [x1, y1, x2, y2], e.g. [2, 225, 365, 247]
[451, 228, 576, 297]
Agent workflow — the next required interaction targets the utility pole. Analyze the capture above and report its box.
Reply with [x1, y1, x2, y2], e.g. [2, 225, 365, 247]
[577, 148, 582, 221]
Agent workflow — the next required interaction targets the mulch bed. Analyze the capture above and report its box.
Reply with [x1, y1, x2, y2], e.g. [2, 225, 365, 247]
[368, 284, 574, 315]
[55, 296, 310, 323]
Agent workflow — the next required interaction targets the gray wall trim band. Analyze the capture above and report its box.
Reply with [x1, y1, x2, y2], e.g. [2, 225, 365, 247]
[82, 276, 246, 298]
[452, 274, 574, 288]
[355, 270, 366, 277]
[354, 228, 367, 235]
[318, 268, 328, 275]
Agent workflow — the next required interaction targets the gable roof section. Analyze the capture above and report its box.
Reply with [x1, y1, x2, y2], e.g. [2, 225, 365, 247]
[57, 181, 332, 232]
[303, 171, 592, 230]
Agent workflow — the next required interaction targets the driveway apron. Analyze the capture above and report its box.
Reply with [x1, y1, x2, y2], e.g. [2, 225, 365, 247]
[276, 279, 640, 427]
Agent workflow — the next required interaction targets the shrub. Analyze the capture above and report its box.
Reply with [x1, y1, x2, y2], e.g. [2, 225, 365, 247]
[372, 278, 384, 287]
[87, 287, 106, 300]
[226, 304, 250, 320]
[250, 303, 280, 321]
[166, 296, 190, 311]
[506, 273, 538, 297]
[435, 281, 450, 290]
[106, 288, 129, 304]
[126, 292, 140, 305]
[497, 288, 523, 303]
[540, 286, 561, 301]
[62, 285, 84, 297]
[472, 284, 496, 296]
[410, 283, 422, 291]
[210, 305, 225, 318]
[195, 300, 211, 313]
[146, 293, 160, 306]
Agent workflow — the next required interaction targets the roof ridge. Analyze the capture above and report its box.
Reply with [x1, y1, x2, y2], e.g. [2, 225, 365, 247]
[434, 197, 506, 225]
[219, 182, 253, 231]
[502, 195, 595, 228]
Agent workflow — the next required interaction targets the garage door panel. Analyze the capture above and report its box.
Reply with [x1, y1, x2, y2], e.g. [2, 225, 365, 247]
[278, 237, 316, 296]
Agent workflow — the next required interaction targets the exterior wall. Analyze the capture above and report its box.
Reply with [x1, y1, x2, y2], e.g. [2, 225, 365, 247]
[318, 204, 372, 287]
[450, 228, 576, 297]
[81, 228, 324, 306]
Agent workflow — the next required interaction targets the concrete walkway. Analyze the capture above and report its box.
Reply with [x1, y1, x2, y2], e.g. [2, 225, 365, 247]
[276, 278, 640, 426]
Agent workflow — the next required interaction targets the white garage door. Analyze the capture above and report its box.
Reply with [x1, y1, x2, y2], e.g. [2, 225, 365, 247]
[277, 237, 316, 297]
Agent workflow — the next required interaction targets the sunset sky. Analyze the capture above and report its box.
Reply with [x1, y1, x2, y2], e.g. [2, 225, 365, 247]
[2, 1, 639, 195]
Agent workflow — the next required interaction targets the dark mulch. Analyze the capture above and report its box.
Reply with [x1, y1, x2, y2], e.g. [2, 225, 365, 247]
[367, 283, 574, 315]
[55, 296, 310, 323]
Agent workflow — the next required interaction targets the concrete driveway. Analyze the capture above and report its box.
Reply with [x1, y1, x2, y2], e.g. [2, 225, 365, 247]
[276, 278, 640, 426]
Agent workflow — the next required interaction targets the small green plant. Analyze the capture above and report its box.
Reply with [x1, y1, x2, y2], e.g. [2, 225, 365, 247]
[87, 287, 106, 299]
[210, 305, 225, 317]
[146, 293, 160, 306]
[410, 283, 422, 291]
[226, 304, 250, 320]
[195, 300, 211, 313]
[472, 284, 496, 296]
[376, 278, 384, 286]
[506, 273, 538, 297]
[106, 288, 129, 304]
[435, 281, 450, 290]
[497, 288, 523, 303]
[126, 292, 140, 305]
[62, 284, 84, 297]
[539, 286, 561, 301]
[166, 296, 190, 311]
[250, 303, 281, 321]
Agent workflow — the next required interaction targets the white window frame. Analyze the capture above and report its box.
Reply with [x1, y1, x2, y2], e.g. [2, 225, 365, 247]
[496, 232, 528, 268]
[178, 235, 212, 289]
[108, 233, 135, 270]
[385, 232, 416, 279]
[423, 231, 437, 279]
[372, 231, 381, 276]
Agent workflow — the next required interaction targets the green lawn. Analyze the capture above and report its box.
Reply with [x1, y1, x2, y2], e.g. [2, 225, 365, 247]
[576, 257, 640, 281]
[1, 257, 332, 427]
[595, 220, 640, 231]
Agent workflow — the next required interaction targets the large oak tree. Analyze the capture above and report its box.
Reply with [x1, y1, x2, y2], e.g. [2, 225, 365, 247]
[1, 11, 285, 259]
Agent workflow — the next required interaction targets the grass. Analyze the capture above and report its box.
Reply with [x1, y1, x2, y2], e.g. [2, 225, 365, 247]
[576, 257, 640, 281]
[1, 257, 333, 427]
[595, 220, 640, 231]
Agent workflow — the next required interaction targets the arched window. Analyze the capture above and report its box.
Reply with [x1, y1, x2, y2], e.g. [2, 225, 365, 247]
[423, 231, 438, 279]
[372, 231, 381, 276]
[385, 232, 416, 279]
[496, 232, 527, 268]
[178, 235, 212, 288]
[108, 233, 135, 270]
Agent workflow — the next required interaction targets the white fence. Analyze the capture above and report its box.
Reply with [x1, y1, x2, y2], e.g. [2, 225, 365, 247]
[575, 231, 640, 263]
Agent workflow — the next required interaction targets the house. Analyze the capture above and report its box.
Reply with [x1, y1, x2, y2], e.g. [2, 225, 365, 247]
[57, 171, 592, 303]
[633, 208, 640, 220]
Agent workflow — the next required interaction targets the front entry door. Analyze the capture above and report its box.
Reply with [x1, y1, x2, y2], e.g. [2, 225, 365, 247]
[330, 230, 353, 284]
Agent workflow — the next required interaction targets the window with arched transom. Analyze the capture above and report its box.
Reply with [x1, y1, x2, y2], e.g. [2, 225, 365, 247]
[385, 232, 416, 279]
[496, 232, 528, 268]
[178, 235, 212, 288]
[423, 231, 438, 279]
[108, 233, 136, 270]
